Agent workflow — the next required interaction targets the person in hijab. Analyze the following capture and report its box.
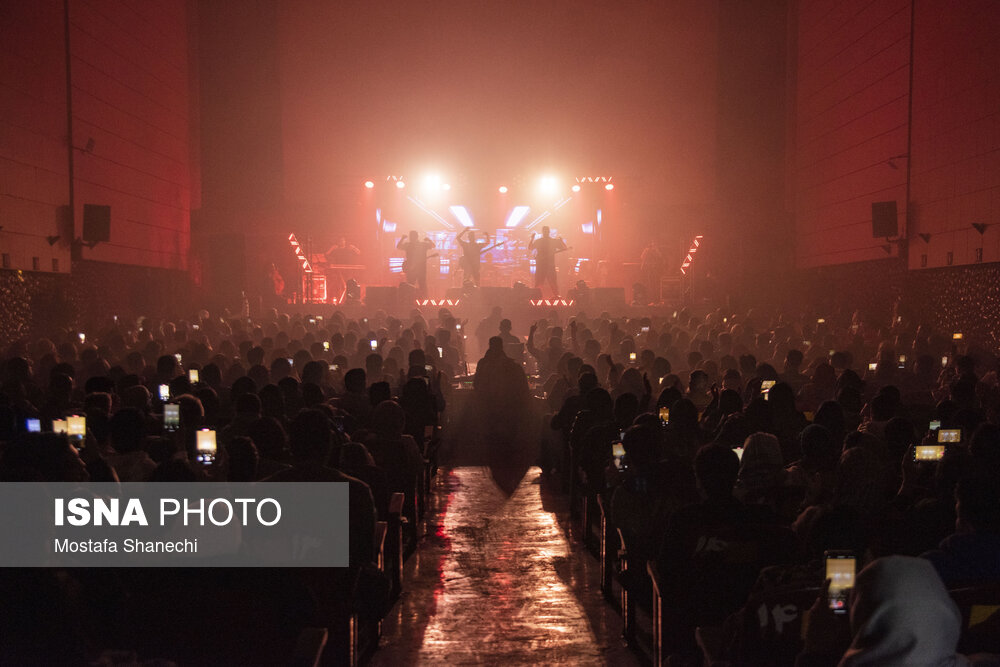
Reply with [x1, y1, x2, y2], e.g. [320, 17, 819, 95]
[797, 555, 1000, 666]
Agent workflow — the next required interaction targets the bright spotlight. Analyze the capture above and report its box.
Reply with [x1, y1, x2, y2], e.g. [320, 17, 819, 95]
[364, 180, 375, 189]
[498, 185, 508, 194]
[504, 205, 531, 228]
[539, 175, 559, 195]
[423, 173, 442, 189]
[571, 184, 581, 193]
[442, 183, 451, 191]
[395, 180, 406, 189]
[605, 183, 614, 191]
[450, 206, 474, 228]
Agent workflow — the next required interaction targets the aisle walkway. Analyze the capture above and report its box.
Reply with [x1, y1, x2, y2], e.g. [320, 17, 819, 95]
[372, 467, 639, 666]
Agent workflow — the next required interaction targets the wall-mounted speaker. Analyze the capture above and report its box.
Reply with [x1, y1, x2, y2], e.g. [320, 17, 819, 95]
[871, 201, 898, 238]
[82, 204, 111, 243]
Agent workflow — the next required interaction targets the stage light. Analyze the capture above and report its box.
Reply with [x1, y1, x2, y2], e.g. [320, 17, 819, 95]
[395, 180, 406, 189]
[571, 184, 581, 192]
[505, 205, 531, 228]
[382, 221, 397, 233]
[539, 175, 559, 195]
[364, 180, 375, 189]
[449, 205, 474, 228]
[582, 222, 594, 234]
[498, 186, 508, 194]
[423, 173, 442, 190]
[442, 183, 451, 191]
[605, 183, 614, 191]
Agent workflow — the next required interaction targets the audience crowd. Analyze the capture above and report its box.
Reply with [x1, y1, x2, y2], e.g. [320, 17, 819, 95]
[1, 303, 999, 664]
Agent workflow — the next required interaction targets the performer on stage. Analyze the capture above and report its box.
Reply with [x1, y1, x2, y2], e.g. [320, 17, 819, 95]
[325, 236, 361, 302]
[639, 239, 664, 303]
[529, 226, 567, 297]
[397, 231, 436, 294]
[264, 262, 285, 310]
[457, 228, 490, 286]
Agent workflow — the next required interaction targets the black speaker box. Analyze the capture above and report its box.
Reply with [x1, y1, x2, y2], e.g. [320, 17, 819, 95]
[871, 201, 898, 238]
[365, 285, 398, 308]
[82, 204, 111, 243]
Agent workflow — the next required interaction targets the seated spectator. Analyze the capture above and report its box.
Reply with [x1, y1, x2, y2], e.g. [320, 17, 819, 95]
[798, 556, 999, 666]
[225, 435, 259, 482]
[922, 473, 1000, 587]
[364, 401, 424, 517]
[105, 407, 156, 482]
[340, 441, 390, 520]
[264, 409, 376, 568]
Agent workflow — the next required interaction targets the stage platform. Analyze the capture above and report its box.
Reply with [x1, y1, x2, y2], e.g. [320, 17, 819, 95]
[275, 284, 686, 321]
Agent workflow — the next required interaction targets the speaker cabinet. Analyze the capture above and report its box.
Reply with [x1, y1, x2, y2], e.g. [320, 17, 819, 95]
[82, 204, 111, 243]
[871, 201, 898, 238]
[365, 285, 398, 308]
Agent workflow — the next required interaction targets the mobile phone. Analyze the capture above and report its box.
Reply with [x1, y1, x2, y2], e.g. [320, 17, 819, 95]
[868, 362, 877, 371]
[158, 384, 170, 401]
[163, 404, 180, 432]
[174, 353, 182, 363]
[722, 317, 728, 324]
[804, 411, 814, 422]
[323, 341, 330, 351]
[659, 407, 669, 425]
[332, 363, 340, 371]
[309, 318, 315, 324]
[456, 324, 461, 331]
[929, 420, 941, 432]
[734, 447, 744, 461]
[26, 418, 41, 433]
[817, 318, 826, 324]
[67, 415, 86, 441]
[436, 346, 443, 356]
[941, 356, 949, 367]
[914, 444, 945, 461]
[195, 429, 217, 464]
[371, 340, 379, 350]
[629, 352, 637, 361]
[188, 369, 199, 383]
[425, 364, 433, 373]
[286, 358, 293, 365]
[193, 324, 199, 331]
[641, 326, 650, 333]
[761, 380, 775, 400]
[953, 332, 963, 340]
[897, 354, 906, 368]
[828, 349, 835, 357]
[78, 332, 86, 343]
[937, 429, 961, 443]
[803, 340, 811, 346]
[612, 441, 626, 470]
[825, 551, 856, 614]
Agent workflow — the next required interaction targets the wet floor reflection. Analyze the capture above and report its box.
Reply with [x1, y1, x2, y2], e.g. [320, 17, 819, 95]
[373, 467, 638, 666]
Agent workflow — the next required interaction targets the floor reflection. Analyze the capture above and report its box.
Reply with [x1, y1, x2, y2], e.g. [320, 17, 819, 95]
[373, 467, 638, 666]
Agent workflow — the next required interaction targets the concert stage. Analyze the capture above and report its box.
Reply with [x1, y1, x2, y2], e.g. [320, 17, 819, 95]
[275, 285, 687, 321]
